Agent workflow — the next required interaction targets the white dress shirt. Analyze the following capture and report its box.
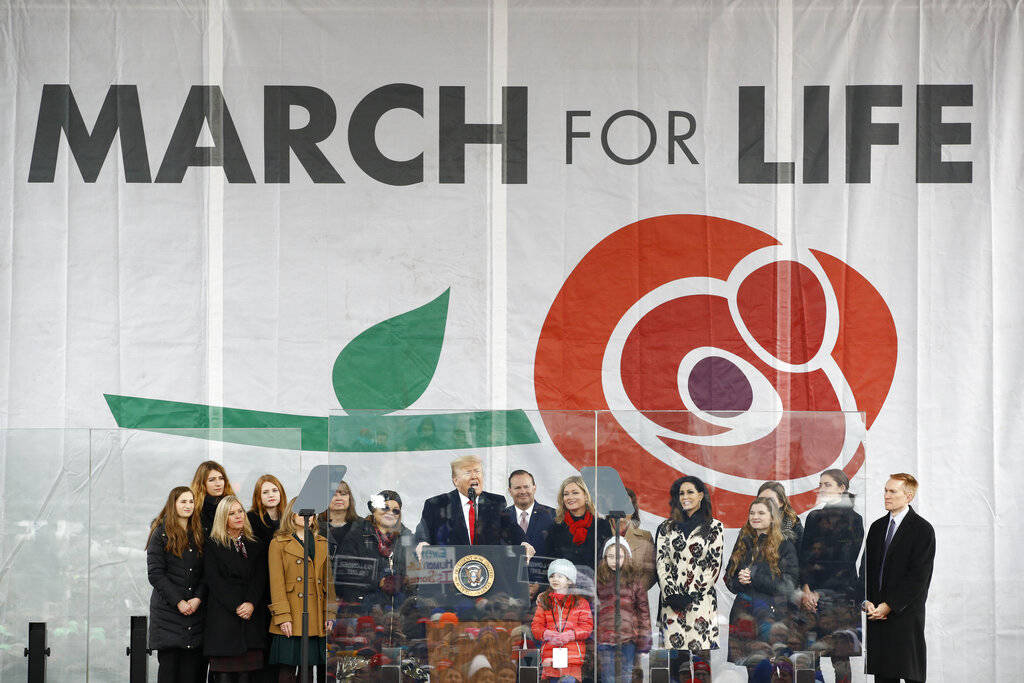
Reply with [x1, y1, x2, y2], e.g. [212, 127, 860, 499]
[514, 502, 535, 530]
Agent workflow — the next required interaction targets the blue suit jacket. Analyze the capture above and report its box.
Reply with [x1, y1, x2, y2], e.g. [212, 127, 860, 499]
[415, 490, 525, 546]
[503, 502, 556, 551]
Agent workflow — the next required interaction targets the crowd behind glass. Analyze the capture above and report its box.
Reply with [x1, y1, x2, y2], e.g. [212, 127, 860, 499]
[146, 455, 868, 683]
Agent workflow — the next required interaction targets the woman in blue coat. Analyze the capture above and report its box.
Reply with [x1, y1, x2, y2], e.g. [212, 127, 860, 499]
[147, 486, 207, 682]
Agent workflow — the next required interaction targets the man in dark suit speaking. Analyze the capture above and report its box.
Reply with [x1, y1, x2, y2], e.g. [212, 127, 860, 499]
[415, 455, 532, 555]
[503, 469, 556, 552]
[859, 472, 935, 683]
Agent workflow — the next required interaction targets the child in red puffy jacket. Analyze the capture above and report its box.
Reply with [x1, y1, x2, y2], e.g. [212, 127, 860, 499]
[531, 558, 593, 682]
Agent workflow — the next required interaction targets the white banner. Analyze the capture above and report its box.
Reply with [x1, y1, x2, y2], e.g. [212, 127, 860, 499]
[2, 1, 1022, 680]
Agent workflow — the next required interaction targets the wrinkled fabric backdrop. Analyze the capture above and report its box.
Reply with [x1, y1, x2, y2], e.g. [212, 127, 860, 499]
[1, 1, 1021, 680]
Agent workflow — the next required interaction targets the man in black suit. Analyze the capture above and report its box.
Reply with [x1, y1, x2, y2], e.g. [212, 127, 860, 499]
[414, 455, 531, 553]
[859, 473, 935, 683]
[503, 469, 556, 552]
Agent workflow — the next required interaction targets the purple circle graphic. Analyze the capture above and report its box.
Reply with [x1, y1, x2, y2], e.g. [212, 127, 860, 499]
[687, 356, 753, 412]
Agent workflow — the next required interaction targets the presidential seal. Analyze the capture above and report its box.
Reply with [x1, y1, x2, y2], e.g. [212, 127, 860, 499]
[452, 554, 495, 597]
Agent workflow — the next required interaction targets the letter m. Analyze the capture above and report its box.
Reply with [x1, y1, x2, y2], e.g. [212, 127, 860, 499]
[29, 85, 150, 182]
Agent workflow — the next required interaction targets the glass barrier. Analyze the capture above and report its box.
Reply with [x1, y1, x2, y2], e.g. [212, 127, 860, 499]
[0, 429, 92, 681]
[0, 415, 870, 682]
[594, 410, 867, 683]
[0, 427, 303, 682]
[323, 409, 867, 682]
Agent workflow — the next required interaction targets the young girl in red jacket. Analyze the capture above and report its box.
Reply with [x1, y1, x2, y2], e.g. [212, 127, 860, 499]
[531, 558, 593, 682]
[596, 538, 652, 682]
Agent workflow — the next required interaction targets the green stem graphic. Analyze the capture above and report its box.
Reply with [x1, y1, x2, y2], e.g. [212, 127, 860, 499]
[103, 394, 540, 452]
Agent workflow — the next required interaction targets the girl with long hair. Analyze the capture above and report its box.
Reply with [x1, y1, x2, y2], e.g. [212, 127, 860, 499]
[595, 539, 651, 683]
[724, 497, 799, 678]
[654, 476, 724, 668]
[543, 475, 610, 572]
[191, 461, 236, 536]
[248, 474, 287, 546]
[204, 496, 268, 682]
[146, 486, 207, 682]
[267, 499, 333, 683]
[757, 481, 804, 548]
[247, 474, 287, 681]
[316, 480, 358, 555]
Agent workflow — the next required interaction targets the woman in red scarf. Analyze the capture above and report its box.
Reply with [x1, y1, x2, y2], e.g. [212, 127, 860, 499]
[543, 476, 611, 573]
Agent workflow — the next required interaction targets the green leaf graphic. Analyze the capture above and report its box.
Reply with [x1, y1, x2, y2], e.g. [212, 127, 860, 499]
[333, 289, 450, 413]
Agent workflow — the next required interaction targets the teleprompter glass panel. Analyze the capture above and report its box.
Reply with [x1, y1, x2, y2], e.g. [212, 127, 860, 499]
[0, 429, 92, 681]
[594, 409, 868, 682]
[87, 428, 304, 681]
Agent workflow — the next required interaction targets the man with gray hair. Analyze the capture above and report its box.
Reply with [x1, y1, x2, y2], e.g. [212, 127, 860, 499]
[415, 454, 529, 550]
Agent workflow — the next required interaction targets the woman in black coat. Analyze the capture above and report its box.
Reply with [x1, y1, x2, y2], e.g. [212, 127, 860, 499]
[724, 497, 799, 677]
[204, 495, 268, 683]
[147, 486, 207, 683]
[191, 460, 236, 537]
[246, 474, 287, 547]
[337, 490, 416, 621]
[799, 469, 865, 681]
[543, 475, 610, 576]
[317, 480, 359, 558]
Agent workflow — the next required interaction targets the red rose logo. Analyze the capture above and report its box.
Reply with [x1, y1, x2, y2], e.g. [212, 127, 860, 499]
[534, 215, 897, 527]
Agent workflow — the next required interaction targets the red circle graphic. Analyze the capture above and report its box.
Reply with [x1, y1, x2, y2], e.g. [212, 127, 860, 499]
[534, 215, 897, 527]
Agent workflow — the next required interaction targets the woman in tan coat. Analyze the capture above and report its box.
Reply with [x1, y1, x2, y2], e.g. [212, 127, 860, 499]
[267, 500, 334, 683]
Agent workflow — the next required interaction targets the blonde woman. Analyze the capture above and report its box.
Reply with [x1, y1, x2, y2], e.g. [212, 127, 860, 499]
[203, 495, 268, 682]
[543, 475, 611, 572]
[267, 500, 333, 683]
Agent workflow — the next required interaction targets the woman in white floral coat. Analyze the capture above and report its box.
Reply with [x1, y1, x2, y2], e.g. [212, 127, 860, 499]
[655, 476, 725, 661]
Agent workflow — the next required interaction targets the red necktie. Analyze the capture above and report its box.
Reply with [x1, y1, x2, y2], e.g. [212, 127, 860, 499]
[467, 499, 476, 545]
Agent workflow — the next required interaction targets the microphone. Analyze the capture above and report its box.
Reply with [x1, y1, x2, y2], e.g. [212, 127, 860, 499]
[467, 485, 477, 501]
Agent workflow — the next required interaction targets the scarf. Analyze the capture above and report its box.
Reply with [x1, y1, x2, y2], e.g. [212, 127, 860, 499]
[564, 510, 593, 545]
[374, 526, 397, 557]
[231, 535, 247, 558]
[292, 532, 315, 560]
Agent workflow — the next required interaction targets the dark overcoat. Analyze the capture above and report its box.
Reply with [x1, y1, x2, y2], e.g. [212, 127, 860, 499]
[202, 536, 268, 657]
[146, 525, 206, 650]
[502, 502, 556, 552]
[414, 490, 524, 546]
[545, 512, 611, 572]
[337, 518, 415, 609]
[859, 507, 935, 681]
[723, 535, 799, 663]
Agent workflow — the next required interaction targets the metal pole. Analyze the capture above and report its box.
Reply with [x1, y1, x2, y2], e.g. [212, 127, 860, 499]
[607, 512, 625, 683]
[23, 622, 48, 683]
[300, 509, 314, 683]
[126, 615, 150, 683]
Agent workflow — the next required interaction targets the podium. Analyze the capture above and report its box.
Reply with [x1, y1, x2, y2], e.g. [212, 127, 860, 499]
[407, 545, 532, 680]
[409, 544, 531, 616]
